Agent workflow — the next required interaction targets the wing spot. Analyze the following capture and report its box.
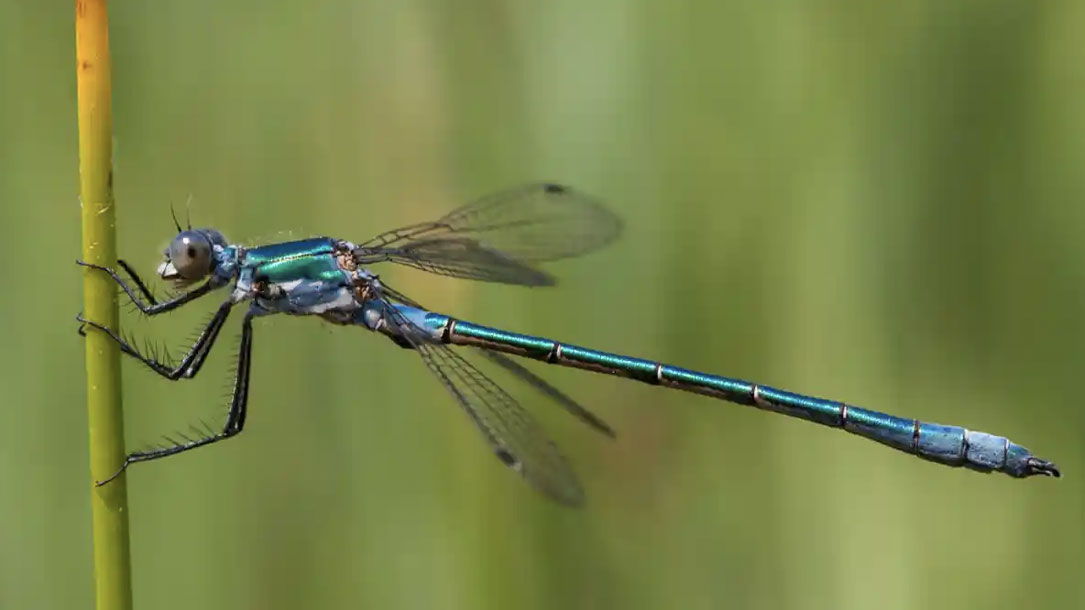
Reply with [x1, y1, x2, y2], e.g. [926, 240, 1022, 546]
[495, 448, 518, 467]
[542, 183, 566, 194]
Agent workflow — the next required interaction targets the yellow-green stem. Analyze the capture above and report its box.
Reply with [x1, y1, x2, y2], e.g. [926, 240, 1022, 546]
[76, 1, 133, 608]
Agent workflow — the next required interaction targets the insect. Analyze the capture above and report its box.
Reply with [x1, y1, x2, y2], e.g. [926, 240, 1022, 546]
[78, 183, 1060, 505]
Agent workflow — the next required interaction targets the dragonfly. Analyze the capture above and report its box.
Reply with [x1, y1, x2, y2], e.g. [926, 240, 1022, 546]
[77, 183, 1060, 505]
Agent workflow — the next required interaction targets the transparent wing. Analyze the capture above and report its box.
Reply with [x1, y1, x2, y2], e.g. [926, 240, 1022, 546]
[353, 183, 622, 286]
[382, 300, 586, 506]
[475, 350, 615, 438]
[381, 283, 615, 438]
[362, 238, 555, 286]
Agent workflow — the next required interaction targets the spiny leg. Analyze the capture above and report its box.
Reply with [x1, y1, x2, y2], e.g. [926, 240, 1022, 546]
[111, 260, 170, 318]
[116, 259, 157, 303]
[77, 300, 234, 380]
[96, 312, 255, 486]
[77, 259, 215, 315]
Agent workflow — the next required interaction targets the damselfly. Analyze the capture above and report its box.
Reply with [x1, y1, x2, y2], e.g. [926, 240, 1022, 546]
[78, 183, 1060, 505]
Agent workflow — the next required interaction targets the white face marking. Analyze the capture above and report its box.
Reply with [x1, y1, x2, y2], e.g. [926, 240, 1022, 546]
[157, 261, 179, 279]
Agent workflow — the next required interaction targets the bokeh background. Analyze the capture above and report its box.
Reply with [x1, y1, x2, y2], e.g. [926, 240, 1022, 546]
[2, 1, 1083, 608]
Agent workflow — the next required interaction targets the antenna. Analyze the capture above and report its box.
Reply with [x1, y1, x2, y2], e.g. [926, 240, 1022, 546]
[169, 201, 183, 233]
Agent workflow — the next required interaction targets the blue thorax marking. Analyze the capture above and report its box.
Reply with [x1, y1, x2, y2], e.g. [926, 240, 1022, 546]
[353, 302, 421, 331]
[211, 245, 240, 284]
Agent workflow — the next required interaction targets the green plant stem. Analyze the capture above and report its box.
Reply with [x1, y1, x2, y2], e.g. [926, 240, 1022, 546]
[76, 0, 133, 608]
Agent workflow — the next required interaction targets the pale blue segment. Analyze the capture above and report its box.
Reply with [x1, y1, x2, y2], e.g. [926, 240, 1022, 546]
[916, 423, 966, 464]
[964, 431, 1007, 470]
[392, 305, 437, 338]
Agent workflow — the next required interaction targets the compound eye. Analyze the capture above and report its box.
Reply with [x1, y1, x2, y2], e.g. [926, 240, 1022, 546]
[167, 231, 213, 280]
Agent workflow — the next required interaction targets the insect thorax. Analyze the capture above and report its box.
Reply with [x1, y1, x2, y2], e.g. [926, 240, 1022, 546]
[238, 238, 382, 321]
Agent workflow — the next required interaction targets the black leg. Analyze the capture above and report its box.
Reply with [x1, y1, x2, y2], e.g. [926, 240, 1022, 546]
[77, 300, 234, 380]
[115, 259, 158, 304]
[77, 259, 215, 314]
[96, 312, 255, 486]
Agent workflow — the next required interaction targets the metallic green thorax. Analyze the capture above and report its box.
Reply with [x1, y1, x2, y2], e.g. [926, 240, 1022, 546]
[244, 238, 347, 284]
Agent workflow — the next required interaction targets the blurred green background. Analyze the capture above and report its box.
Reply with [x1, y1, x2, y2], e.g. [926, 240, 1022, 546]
[2, 1, 1083, 608]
